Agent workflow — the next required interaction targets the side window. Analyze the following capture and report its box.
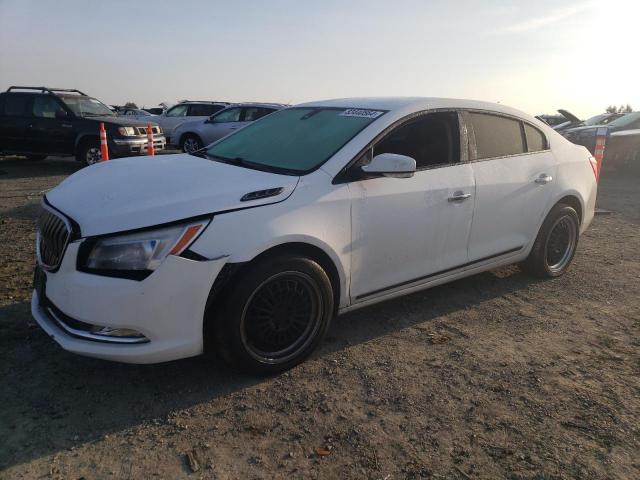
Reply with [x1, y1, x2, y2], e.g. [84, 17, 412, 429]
[166, 104, 188, 117]
[3, 94, 31, 117]
[33, 96, 64, 118]
[189, 104, 217, 116]
[470, 112, 525, 159]
[211, 107, 242, 123]
[242, 107, 274, 122]
[372, 111, 460, 169]
[524, 123, 547, 152]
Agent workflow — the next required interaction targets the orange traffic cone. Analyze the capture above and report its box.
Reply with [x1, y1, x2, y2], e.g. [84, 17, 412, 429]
[146, 124, 155, 156]
[593, 127, 607, 181]
[99, 122, 109, 161]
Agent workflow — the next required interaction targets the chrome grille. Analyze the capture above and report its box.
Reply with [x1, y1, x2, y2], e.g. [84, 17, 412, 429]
[37, 206, 71, 270]
[134, 126, 160, 135]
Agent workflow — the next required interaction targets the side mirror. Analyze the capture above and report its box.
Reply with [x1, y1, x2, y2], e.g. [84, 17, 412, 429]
[55, 110, 69, 119]
[361, 153, 416, 178]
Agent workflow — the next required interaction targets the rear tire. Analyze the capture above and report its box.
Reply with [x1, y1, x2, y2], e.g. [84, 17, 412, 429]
[211, 254, 334, 375]
[181, 134, 202, 154]
[522, 203, 580, 278]
[77, 139, 102, 167]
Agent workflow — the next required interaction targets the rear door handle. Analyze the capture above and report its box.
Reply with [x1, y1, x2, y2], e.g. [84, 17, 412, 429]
[535, 174, 553, 184]
[448, 191, 471, 202]
[61, 123, 72, 128]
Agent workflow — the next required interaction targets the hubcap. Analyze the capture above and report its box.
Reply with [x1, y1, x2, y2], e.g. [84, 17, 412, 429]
[240, 271, 323, 364]
[545, 215, 577, 273]
[183, 138, 200, 153]
[86, 147, 102, 165]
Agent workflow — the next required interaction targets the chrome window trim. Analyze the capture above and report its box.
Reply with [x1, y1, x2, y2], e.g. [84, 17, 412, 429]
[462, 108, 551, 163]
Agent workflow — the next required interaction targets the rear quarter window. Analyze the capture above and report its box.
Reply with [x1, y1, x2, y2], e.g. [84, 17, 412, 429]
[524, 123, 547, 152]
[3, 94, 31, 117]
[470, 112, 525, 159]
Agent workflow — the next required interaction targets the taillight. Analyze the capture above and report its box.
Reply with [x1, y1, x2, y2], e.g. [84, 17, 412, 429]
[588, 155, 599, 182]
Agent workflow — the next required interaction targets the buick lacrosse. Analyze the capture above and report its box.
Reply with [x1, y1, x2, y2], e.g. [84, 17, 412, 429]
[32, 98, 598, 373]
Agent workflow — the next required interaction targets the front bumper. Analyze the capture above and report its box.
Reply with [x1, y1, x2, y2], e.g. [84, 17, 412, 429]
[111, 134, 167, 156]
[31, 241, 227, 364]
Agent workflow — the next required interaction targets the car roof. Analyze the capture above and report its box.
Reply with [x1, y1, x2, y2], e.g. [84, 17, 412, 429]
[225, 102, 288, 108]
[178, 101, 229, 105]
[297, 97, 538, 122]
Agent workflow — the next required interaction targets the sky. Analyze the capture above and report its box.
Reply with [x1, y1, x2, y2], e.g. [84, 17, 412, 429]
[0, 0, 638, 117]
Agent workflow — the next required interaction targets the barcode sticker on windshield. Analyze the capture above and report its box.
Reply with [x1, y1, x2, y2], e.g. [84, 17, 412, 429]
[339, 109, 384, 119]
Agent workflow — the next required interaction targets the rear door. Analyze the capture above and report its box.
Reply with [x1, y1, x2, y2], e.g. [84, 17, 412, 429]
[0, 93, 34, 153]
[465, 111, 557, 261]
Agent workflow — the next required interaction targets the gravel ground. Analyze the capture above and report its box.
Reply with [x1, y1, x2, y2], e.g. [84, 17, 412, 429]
[0, 156, 638, 480]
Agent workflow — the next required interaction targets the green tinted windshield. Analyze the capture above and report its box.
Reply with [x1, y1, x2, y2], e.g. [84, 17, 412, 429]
[205, 107, 384, 174]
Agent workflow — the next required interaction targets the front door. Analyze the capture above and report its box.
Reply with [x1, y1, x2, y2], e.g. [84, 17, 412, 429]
[29, 95, 77, 155]
[348, 111, 476, 302]
[202, 107, 244, 144]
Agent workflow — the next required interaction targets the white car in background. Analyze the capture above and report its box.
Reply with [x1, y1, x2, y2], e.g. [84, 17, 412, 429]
[32, 97, 597, 374]
[171, 103, 287, 153]
[152, 101, 229, 143]
[119, 108, 157, 120]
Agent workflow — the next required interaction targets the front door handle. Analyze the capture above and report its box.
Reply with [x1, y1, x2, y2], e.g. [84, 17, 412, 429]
[448, 191, 471, 202]
[535, 173, 553, 184]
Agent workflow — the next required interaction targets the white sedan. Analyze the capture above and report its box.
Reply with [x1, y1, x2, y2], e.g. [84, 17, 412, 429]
[32, 97, 597, 374]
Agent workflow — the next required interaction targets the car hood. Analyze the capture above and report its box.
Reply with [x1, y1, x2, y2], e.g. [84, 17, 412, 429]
[88, 115, 161, 128]
[46, 154, 299, 237]
[557, 109, 581, 124]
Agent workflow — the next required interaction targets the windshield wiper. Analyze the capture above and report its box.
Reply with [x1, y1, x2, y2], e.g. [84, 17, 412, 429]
[207, 154, 294, 175]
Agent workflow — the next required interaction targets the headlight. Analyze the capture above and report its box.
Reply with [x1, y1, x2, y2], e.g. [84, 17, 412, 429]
[117, 126, 136, 136]
[80, 219, 209, 276]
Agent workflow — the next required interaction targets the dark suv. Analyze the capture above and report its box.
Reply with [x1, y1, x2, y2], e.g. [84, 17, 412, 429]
[0, 87, 166, 166]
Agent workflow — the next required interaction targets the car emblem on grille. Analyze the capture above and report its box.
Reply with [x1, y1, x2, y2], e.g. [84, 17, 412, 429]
[36, 203, 72, 271]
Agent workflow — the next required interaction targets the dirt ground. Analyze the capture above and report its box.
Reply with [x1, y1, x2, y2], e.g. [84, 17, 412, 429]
[0, 156, 638, 480]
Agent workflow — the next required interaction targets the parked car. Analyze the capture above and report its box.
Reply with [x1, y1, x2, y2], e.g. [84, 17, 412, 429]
[151, 101, 229, 143]
[31, 97, 597, 373]
[562, 111, 640, 168]
[563, 112, 640, 173]
[0, 86, 166, 165]
[536, 113, 567, 127]
[552, 110, 625, 132]
[143, 107, 165, 115]
[120, 108, 157, 120]
[171, 103, 287, 153]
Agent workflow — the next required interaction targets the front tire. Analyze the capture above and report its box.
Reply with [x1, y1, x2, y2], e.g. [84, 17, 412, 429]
[523, 203, 580, 278]
[77, 139, 102, 166]
[212, 255, 334, 374]
[181, 134, 202, 154]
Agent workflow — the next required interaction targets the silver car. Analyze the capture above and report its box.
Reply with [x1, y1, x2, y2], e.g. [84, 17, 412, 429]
[171, 103, 287, 153]
[153, 101, 229, 143]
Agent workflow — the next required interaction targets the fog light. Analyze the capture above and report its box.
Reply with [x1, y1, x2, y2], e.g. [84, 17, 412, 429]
[90, 326, 147, 339]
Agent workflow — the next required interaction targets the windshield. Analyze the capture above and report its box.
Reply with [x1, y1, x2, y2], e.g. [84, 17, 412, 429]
[204, 107, 385, 174]
[60, 96, 114, 117]
[605, 112, 638, 129]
